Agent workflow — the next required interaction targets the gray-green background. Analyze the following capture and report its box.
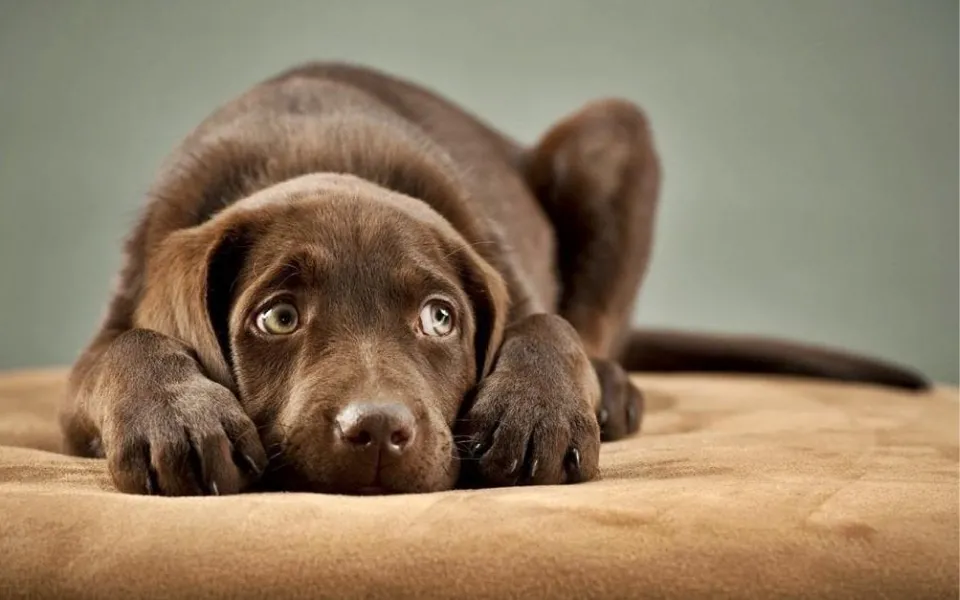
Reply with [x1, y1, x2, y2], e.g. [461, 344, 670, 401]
[1, 1, 957, 382]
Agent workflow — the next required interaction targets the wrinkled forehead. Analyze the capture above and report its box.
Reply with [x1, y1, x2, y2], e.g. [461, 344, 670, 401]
[227, 172, 462, 261]
[237, 195, 462, 306]
[256, 199, 441, 259]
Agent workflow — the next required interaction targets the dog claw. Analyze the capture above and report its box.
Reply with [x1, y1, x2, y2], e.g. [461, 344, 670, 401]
[146, 468, 159, 496]
[564, 448, 582, 483]
[241, 453, 263, 477]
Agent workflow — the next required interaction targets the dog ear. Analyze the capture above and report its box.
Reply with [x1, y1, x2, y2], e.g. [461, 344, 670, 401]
[134, 219, 251, 390]
[452, 244, 509, 382]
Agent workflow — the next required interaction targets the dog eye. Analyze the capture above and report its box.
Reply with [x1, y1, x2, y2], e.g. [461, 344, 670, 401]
[256, 302, 300, 335]
[418, 300, 455, 337]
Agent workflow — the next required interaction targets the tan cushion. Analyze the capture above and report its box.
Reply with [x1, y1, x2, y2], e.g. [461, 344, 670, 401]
[0, 369, 956, 599]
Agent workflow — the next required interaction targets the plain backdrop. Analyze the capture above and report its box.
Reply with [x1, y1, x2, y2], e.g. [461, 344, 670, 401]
[1, 0, 957, 382]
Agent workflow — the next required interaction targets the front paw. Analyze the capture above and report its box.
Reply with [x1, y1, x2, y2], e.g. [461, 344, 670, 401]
[592, 359, 644, 441]
[102, 375, 268, 496]
[458, 315, 601, 487]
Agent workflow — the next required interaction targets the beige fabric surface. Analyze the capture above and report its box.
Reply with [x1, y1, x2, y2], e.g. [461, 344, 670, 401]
[0, 368, 956, 599]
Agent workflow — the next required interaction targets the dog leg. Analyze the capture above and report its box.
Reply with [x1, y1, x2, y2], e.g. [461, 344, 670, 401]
[62, 328, 268, 496]
[458, 314, 602, 487]
[524, 99, 661, 440]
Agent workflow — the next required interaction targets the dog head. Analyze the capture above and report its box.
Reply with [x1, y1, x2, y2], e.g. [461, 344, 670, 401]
[135, 173, 508, 493]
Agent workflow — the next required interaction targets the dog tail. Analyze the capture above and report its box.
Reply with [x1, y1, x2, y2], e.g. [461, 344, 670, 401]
[618, 328, 931, 391]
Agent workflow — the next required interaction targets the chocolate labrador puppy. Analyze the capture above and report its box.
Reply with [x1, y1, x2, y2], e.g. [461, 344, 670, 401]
[60, 63, 929, 496]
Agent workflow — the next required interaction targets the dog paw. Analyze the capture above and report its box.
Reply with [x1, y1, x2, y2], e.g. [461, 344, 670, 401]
[102, 374, 268, 496]
[592, 358, 644, 441]
[457, 314, 601, 487]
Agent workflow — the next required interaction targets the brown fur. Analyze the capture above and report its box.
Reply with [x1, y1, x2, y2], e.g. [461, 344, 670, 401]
[60, 62, 929, 496]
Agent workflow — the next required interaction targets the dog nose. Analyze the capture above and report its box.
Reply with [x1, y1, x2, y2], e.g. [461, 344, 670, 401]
[335, 402, 417, 455]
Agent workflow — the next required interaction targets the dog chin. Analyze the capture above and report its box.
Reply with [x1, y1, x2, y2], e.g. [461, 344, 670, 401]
[256, 463, 459, 495]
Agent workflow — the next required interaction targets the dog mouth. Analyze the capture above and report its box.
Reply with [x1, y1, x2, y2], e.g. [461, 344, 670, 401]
[258, 467, 398, 495]
[257, 421, 460, 495]
[260, 451, 415, 495]
[346, 470, 390, 496]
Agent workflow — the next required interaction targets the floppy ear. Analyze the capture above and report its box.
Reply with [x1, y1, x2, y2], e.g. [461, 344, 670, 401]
[453, 244, 509, 382]
[134, 220, 251, 391]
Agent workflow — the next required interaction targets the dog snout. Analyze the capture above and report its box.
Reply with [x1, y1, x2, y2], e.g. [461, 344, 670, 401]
[335, 402, 417, 455]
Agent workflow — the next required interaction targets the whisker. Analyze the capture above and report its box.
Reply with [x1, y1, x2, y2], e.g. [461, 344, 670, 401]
[439, 239, 498, 261]
[265, 459, 294, 473]
[231, 427, 260, 445]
